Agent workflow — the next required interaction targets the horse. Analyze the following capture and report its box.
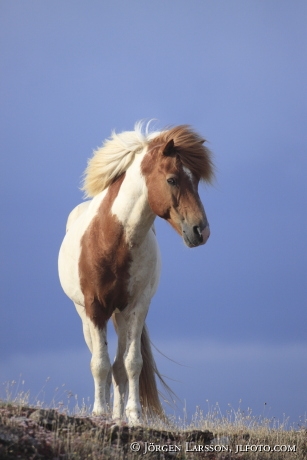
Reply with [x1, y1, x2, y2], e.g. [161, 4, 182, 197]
[58, 122, 214, 424]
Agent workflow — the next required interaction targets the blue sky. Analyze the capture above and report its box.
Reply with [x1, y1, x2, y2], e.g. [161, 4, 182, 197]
[1, 1, 306, 424]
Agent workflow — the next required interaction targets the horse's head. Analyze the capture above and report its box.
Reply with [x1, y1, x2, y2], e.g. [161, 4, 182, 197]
[141, 126, 214, 248]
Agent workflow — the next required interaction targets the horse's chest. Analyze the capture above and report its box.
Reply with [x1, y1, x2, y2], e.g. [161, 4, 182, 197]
[78, 215, 159, 329]
[79, 230, 130, 315]
[127, 231, 161, 306]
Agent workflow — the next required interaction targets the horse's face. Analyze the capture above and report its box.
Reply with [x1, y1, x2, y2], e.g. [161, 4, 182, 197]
[142, 140, 210, 247]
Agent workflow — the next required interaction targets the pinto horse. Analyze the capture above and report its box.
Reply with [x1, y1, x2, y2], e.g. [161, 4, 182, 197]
[58, 123, 214, 424]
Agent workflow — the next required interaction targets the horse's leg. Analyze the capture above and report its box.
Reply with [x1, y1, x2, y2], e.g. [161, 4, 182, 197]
[75, 303, 93, 352]
[112, 312, 128, 420]
[75, 303, 112, 412]
[85, 320, 111, 415]
[123, 301, 149, 424]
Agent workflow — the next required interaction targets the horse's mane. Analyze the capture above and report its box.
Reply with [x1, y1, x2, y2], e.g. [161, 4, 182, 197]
[82, 122, 155, 197]
[147, 125, 214, 184]
[82, 122, 214, 198]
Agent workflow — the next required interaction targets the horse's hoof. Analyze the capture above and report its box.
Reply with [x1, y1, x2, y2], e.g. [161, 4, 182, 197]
[92, 410, 109, 419]
[126, 412, 142, 426]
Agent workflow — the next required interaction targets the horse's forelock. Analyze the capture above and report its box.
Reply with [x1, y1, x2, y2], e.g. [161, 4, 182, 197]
[147, 125, 214, 183]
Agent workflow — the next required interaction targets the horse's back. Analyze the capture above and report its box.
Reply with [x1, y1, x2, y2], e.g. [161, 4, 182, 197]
[66, 201, 91, 233]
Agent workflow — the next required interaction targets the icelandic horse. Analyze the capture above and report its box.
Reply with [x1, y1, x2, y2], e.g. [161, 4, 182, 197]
[58, 122, 214, 424]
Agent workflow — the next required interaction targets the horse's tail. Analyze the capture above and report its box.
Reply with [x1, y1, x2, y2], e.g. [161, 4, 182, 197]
[139, 323, 173, 419]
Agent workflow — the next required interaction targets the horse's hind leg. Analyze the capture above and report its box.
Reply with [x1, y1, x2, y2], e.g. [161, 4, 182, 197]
[112, 312, 128, 420]
[74, 303, 111, 414]
[123, 301, 150, 424]
[75, 303, 93, 352]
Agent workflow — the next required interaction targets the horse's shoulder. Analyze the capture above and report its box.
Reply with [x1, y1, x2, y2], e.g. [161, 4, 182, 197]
[66, 201, 92, 233]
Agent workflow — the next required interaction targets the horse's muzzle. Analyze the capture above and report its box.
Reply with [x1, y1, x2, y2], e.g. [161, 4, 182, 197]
[182, 222, 210, 247]
[201, 225, 210, 244]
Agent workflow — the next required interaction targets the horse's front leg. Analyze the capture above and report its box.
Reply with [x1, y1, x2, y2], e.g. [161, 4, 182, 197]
[87, 320, 111, 415]
[123, 302, 149, 424]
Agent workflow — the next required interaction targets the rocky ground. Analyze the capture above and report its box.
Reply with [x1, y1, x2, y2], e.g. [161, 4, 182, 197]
[1, 402, 306, 459]
[0, 402, 215, 459]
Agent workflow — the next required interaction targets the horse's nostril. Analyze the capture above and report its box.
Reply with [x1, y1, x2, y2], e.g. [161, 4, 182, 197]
[193, 226, 203, 241]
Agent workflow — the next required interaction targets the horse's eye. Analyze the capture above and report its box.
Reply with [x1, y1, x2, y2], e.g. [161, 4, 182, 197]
[167, 178, 177, 186]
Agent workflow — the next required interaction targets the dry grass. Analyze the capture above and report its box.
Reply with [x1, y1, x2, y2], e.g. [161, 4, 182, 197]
[0, 381, 306, 459]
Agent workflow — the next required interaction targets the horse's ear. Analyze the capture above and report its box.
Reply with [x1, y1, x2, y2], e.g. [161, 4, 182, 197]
[163, 139, 175, 157]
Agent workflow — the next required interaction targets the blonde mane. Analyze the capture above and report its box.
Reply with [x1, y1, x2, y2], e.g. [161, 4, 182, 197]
[81, 122, 152, 197]
[82, 122, 214, 197]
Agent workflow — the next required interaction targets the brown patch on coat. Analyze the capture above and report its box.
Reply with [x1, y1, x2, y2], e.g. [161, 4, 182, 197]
[78, 173, 131, 330]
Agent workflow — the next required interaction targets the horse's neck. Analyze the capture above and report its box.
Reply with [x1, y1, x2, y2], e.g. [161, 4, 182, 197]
[111, 158, 155, 247]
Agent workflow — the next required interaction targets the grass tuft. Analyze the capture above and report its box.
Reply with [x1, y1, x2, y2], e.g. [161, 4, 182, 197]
[0, 381, 306, 459]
